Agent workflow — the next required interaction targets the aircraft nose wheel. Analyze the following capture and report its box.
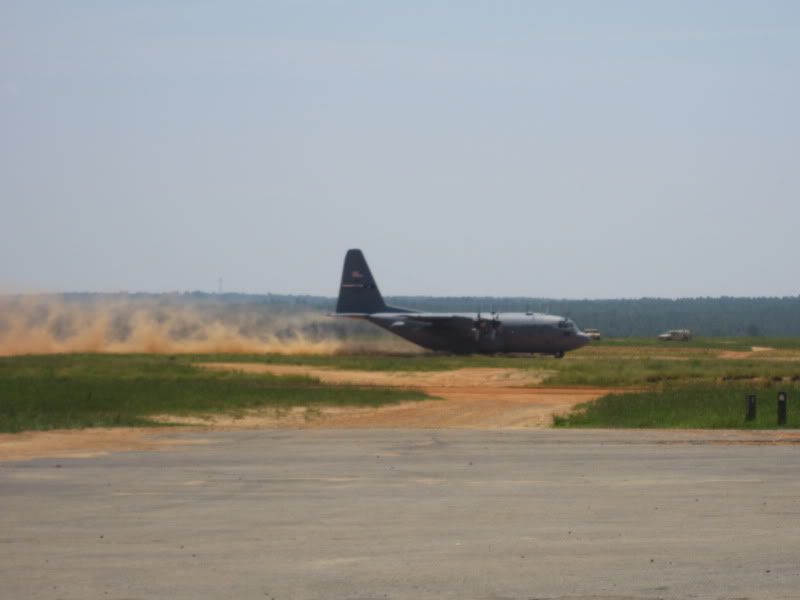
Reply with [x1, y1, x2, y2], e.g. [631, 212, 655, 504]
[553, 351, 565, 359]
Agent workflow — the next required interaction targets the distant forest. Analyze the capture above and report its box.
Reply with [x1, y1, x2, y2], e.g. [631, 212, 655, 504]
[61, 292, 800, 338]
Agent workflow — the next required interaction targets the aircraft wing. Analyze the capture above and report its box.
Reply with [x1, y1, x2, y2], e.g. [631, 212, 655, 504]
[371, 313, 475, 330]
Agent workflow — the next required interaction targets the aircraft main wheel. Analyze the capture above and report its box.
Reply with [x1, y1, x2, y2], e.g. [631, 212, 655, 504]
[554, 351, 565, 359]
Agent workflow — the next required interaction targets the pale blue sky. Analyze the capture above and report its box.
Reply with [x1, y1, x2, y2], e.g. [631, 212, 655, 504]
[2, 2, 798, 297]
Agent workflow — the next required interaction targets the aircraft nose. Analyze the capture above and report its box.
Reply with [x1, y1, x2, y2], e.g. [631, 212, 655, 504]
[577, 333, 591, 347]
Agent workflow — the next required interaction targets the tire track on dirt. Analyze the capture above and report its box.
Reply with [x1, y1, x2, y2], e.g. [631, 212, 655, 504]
[198, 363, 613, 429]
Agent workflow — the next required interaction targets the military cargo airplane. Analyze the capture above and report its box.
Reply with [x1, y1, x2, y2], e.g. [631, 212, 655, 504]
[333, 249, 590, 357]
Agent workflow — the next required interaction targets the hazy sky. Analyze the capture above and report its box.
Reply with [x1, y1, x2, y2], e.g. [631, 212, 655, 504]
[2, 2, 798, 298]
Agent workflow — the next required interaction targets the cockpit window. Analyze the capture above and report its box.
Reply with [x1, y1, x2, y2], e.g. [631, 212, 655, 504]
[558, 320, 578, 330]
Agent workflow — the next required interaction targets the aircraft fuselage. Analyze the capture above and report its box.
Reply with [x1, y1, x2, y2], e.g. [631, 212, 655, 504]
[362, 311, 589, 355]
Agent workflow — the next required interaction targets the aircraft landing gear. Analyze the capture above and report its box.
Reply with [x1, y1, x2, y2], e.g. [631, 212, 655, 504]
[553, 351, 565, 359]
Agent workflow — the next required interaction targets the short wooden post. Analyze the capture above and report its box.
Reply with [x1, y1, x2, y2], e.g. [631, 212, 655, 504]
[778, 392, 787, 426]
[745, 395, 757, 422]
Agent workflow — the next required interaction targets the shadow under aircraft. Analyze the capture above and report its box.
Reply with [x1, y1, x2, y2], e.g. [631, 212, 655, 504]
[333, 249, 590, 358]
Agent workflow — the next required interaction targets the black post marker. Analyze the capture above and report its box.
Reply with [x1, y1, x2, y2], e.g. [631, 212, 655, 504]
[745, 395, 757, 422]
[777, 392, 787, 426]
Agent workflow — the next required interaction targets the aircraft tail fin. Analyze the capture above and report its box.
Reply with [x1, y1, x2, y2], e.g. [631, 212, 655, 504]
[335, 249, 389, 314]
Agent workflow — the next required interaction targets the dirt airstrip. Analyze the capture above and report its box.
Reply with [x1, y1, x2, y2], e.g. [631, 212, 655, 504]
[196, 363, 613, 429]
[0, 365, 611, 461]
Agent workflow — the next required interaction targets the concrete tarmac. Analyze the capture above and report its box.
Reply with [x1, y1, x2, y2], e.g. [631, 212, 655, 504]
[1, 429, 799, 599]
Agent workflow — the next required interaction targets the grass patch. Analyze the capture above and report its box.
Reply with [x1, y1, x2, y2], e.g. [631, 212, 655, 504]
[592, 337, 800, 350]
[191, 352, 542, 372]
[0, 354, 429, 433]
[554, 383, 800, 428]
[543, 357, 800, 387]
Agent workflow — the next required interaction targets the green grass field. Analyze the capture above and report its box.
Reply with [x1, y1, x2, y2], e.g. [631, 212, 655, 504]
[190, 352, 532, 372]
[0, 354, 428, 433]
[194, 339, 800, 429]
[543, 356, 800, 387]
[3, 337, 800, 432]
[553, 383, 800, 428]
[195, 338, 800, 388]
[589, 336, 800, 350]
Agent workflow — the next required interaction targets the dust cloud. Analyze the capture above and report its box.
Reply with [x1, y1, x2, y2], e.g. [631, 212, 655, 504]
[0, 295, 357, 356]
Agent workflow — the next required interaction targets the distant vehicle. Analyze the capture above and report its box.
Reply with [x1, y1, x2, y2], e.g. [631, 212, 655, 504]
[332, 249, 591, 358]
[658, 329, 692, 341]
[584, 328, 601, 340]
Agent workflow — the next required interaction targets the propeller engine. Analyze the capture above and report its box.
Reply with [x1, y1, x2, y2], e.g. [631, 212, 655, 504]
[472, 310, 502, 342]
